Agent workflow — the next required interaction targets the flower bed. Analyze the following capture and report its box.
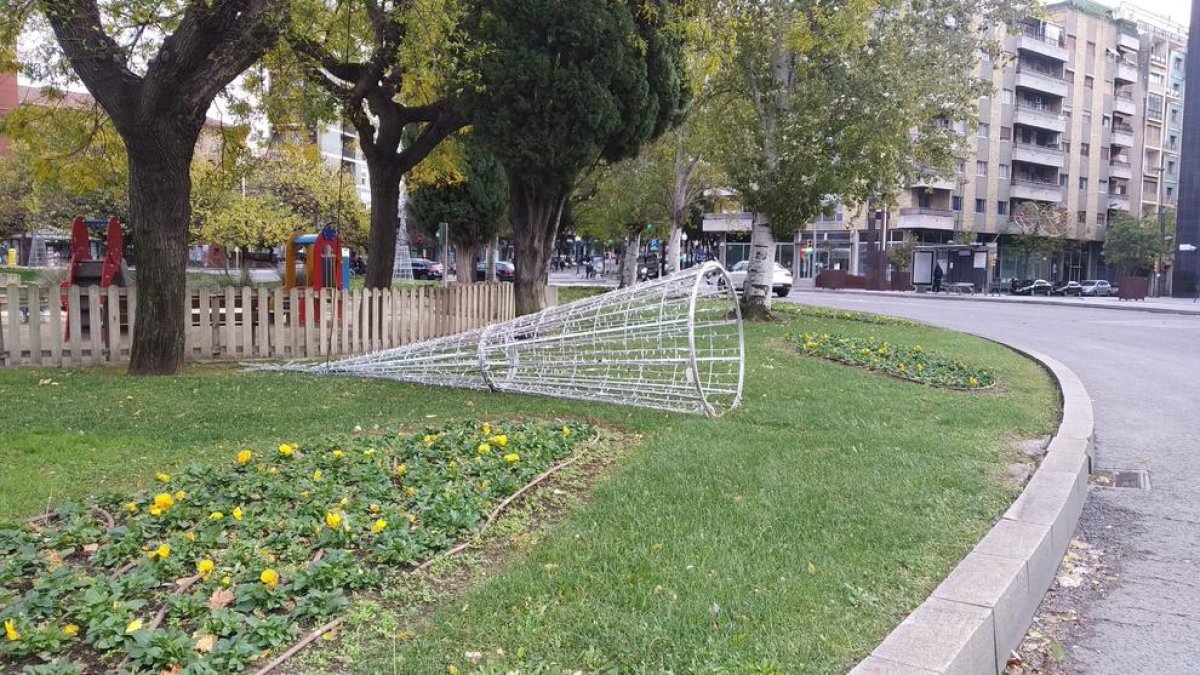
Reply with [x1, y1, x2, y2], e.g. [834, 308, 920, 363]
[790, 332, 995, 389]
[0, 420, 590, 673]
[774, 303, 920, 327]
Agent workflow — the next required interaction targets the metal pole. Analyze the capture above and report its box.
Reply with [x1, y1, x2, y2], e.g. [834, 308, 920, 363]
[1157, 150, 1167, 297]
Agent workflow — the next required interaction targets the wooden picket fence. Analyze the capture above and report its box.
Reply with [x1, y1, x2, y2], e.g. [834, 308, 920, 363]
[0, 282, 515, 368]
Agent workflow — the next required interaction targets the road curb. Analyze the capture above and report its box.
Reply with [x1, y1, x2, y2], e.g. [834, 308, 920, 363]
[804, 288, 1200, 317]
[850, 345, 1093, 675]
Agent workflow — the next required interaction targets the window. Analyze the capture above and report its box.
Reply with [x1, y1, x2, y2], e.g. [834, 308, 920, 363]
[1080, 143, 1090, 157]
[1098, 181, 1107, 194]
[975, 198, 986, 213]
[1102, 114, 1111, 128]
[1078, 211, 1087, 224]
[1150, 72, 1165, 86]
[997, 201, 1008, 215]
[1167, 186, 1175, 198]
[1171, 107, 1180, 124]
[1060, 174, 1069, 187]
[952, 196, 963, 211]
[956, 160, 966, 174]
[1063, 141, 1071, 154]
[1079, 177, 1088, 190]
[1168, 160, 1176, 175]
[1100, 147, 1110, 161]
[1148, 93, 1164, 119]
[1084, 75, 1094, 89]
[1086, 41, 1096, 61]
[1002, 88, 1014, 104]
[998, 163, 1010, 179]
[1000, 126, 1012, 141]
[1082, 110, 1092, 124]
[1098, 212, 1106, 225]
[1169, 134, 1178, 149]
[976, 161, 988, 176]
[978, 123, 990, 138]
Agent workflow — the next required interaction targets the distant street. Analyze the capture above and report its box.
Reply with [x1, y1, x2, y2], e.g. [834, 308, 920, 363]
[786, 292, 1200, 674]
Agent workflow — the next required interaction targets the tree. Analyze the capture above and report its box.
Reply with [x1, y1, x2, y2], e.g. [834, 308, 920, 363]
[0, 155, 33, 240]
[887, 235, 918, 272]
[1007, 201, 1071, 278]
[408, 139, 508, 281]
[704, 0, 1029, 318]
[573, 153, 669, 288]
[462, 0, 690, 315]
[288, 0, 468, 289]
[1103, 212, 1167, 277]
[17, 0, 288, 374]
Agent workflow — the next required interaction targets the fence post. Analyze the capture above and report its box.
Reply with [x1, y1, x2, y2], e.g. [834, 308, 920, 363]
[27, 286, 43, 366]
[47, 287, 63, 367]
[106, 286, 120, 363]
[6, 284, 21, 366]
[87, 287, 103, 365]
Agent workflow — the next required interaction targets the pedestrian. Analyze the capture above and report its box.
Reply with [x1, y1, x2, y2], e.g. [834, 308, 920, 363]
[932, 263, 944, 293]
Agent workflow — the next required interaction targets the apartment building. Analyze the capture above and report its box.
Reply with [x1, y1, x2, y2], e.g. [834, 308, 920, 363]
[795, 0, 1187, 284]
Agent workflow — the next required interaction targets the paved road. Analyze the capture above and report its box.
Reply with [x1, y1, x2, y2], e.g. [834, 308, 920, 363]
[785, 292, 1200, 674]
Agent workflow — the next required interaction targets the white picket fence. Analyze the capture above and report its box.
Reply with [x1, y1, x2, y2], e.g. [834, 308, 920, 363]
[0, 283, 515, 368]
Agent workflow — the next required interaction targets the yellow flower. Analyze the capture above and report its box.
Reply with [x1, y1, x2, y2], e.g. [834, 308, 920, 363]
[232, 506, 244, 521]
[968, 376, 981, 387]
[405, 487, 417, 498]
[260, 569, 279, 589]
[155, 472, 171, 483]
[363, 448, 376, 458]
[147, 543, 171, 560]
[448, 460, 457, 471]
[369, 503, 381, 514]
[278, 443, 295, 457]
[209, 512, 225, 520]
[407, 513, 418, 525]
[185, 532, 196, 542]
[339, 497, 350, 507]
[477, 443, 491, 454]
[174, 490, 186, 501]
[152, 493, 175, 511]
[125, 502, 139, 514]
[220, 575, 231, 587]
[4, 618, 18, 641]
[448, 665, 459, 675]
[394, 464, 407, 477]
[489, 435, 508, 447]
[63, 624, 79, 637]
[149, 506, 163, 517]
[423, 434, 440, 444]
[562, 426, 571, 438]
[313, 469, 324, 481]
[332, 449, 345, 459]
[372, 519, 388, 533]
[197, 559, 215, 577]
[325, 512, 343, 529]
[236, 450, 254, 465]
[482, 423, 492, 435]
[503, 453, 520, 464]
[125, 619, 143, 634]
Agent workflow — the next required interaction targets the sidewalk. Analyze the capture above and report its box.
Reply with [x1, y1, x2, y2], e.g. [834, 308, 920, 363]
[801, 287, 1200, 316]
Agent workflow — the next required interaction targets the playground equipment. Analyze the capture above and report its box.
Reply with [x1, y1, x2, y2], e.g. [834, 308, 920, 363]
[259, 262, 745, 418]
[61, 217, 129, 339]
[283, 226, 348, 324]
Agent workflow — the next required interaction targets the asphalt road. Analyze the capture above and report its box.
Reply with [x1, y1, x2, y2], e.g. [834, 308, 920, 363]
[784, 292, 1200, 674]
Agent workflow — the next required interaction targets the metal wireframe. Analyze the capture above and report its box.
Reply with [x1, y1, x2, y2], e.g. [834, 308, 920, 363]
[270, 262, 745, 418]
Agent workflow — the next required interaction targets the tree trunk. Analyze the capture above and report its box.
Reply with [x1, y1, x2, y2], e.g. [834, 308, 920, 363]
[126, 132, 195, 375]
[510, 175, 567, 316]
[486, 234, 498, 282]
[743, 215, 775, 320]
[459, 243, 479, 284]
[364, 160, 403, 289]
[665, 223, 681, 275]
[621, 231, 642, 288]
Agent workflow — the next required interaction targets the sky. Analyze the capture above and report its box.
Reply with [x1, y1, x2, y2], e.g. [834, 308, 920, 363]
[1136, 0, 1191, 26]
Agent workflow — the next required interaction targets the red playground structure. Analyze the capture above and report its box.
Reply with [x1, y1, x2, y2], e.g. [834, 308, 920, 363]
[61, 216, 129, 339]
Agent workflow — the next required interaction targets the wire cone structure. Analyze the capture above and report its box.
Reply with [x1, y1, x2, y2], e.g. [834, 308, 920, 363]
[284, 262, 745, 418]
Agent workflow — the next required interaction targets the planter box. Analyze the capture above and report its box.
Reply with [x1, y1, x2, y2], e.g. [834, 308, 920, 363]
[1118, 276, 1148, 301]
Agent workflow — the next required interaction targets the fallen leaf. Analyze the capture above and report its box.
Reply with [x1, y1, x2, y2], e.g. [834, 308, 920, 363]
[82, 543, 99, 554]
[194, 633, 217, 653]
[208, 588, 234, 610]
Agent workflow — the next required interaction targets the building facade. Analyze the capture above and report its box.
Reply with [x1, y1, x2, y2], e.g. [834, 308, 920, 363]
[781, 0, 1188, 284]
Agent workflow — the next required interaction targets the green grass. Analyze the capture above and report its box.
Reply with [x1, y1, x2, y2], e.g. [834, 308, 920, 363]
[1, 266, 55, 285]
[555, 285, 611, 304]
[0, 309, 1057, 672]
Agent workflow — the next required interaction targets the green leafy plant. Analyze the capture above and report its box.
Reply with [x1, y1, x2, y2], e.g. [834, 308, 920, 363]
[790, 332, 994, 389]
[0, 420, 590, 672]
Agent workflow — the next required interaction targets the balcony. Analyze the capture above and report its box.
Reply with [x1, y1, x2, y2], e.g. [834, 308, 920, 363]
[897, 208, 957, 231]
[1114, 94, 1136, 116]
[1119, 33, 1140, 51]
[1015, 66, 1069, 98]
[1109, 159, 1132, 180]
[1116, 61, 1139, 84]
[1109, 193, 1131, 212]
[910, 177, 956, 191]
[1011, 142, 1065, 168]
[1111, 125, 1135, 147]
[1014, 104, 1067, 133]
[1017, 31, 1068, 62]
[1010, 179, 1063, 203]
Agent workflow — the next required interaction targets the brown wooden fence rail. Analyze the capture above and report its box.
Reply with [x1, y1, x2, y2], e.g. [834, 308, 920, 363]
[0, 283, 515, 368]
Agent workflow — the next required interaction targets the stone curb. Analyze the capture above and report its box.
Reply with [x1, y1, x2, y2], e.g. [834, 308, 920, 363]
[804, 288, 1200, 317]
[849, 346, 1093, 675]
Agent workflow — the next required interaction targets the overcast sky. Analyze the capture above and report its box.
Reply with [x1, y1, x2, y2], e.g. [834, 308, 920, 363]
[1137, 0, 1191, 25]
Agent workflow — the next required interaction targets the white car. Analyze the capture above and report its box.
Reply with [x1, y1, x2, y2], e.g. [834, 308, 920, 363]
[724, 260, 794, 297]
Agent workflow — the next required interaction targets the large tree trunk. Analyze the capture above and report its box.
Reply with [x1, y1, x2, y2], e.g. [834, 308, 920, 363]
[126, 131, 195, 375]
[743, 215, 775, 320]
[364, 161, 403, 289]
[665, 223, 682, 275]
[510, 176, 567, 315]
[486, 234, 498, 282]
[621, 231, 641, 288]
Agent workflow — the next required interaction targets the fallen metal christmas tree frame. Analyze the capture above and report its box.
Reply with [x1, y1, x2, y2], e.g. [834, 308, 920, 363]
[258, 262, 745, 418]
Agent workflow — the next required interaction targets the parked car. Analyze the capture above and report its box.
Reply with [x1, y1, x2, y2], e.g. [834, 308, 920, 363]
[1079, 279, 1113, 297]
[724, 260, 794, 297]
[637, 254, 662, 280]
[410, 258, 443, 280]
[1013, 279, 1053, 296]
[1051, 281, 1082, 296]
[475, 261, 515, 281]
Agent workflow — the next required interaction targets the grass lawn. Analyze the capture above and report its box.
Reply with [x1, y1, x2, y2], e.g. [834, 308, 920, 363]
[0, 305, 1057, 672]
[1, 266, 51, 285]
[555, 285, 611, 304]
